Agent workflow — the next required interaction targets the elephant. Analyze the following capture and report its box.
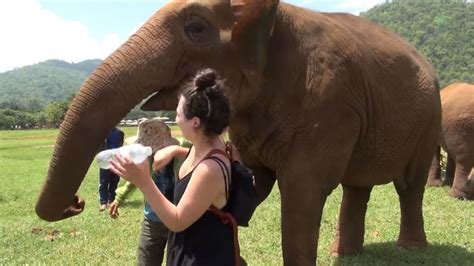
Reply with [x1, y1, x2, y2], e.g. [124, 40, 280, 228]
[427, 83, 474, 200]
[35, 0, 441, 264]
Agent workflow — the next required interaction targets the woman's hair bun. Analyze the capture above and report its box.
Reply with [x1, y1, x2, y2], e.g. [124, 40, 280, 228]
[194, 68, 217, 89]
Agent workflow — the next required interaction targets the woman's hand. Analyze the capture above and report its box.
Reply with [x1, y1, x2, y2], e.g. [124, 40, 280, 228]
[226, 141, 242, 163]
[109, 154, 152, 189]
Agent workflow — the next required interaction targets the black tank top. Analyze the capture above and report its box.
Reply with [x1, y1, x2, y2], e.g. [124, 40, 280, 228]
[166, 156, 235, 266]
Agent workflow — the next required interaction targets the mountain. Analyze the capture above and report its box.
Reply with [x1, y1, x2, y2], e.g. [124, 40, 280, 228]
[361, 0, 473, 87]
[0, 59, 101, 110]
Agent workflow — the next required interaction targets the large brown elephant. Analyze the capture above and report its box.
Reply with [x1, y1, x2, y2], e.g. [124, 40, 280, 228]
[427, 83, 474, 200]
[35, 1, 441, 264]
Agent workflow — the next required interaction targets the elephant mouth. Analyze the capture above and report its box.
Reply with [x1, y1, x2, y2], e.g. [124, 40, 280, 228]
[141, 85, 181, 111]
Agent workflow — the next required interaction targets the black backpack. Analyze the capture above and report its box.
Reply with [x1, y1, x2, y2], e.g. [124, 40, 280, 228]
[206, 144, 258, 227]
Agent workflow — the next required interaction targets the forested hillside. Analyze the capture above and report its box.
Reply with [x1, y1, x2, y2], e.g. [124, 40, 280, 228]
[361, 0, 473, 87]
[0, 59, 171, 129]
[0, 59, 101, 111]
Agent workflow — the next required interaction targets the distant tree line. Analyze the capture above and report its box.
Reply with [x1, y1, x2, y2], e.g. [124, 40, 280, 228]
[0, 96, 176, 130]
[0, 97, 70, 130]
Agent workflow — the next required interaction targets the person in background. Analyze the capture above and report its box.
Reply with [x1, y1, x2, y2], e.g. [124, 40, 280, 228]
[99, 127, 124, 211]
[109, 118, 190, 265]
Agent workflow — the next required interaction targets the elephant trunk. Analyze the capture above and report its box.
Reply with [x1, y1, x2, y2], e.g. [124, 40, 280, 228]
[35, 14, 179, 221]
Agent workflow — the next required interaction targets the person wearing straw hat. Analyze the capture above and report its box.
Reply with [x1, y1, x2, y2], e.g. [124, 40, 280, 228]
[109, 118, 188, 266]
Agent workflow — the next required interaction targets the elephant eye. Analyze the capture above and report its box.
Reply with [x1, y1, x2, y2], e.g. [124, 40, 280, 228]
[184, 15, 212, 43]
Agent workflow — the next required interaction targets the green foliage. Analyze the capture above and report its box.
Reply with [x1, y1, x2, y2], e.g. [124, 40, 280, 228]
[44, 101, 69, 127]
[0, 59, 173, 124]
[0, 100, 70, 130]
[0, 129, 473, 265]
[361, 0, 473, 87]
[0, 111, 15, 129]
[0, 109, 38, 129]
[0, 59, 101, 110]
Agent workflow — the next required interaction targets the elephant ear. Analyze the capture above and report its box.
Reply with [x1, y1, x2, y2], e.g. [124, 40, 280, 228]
[231, 0, 279, 82]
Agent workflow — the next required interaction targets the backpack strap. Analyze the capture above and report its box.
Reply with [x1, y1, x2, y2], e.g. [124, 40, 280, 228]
[205, 149, 230, 160]
[208, 156, 230, 200]
[199, 149, 231, 198]
[210, 205, 240, 266]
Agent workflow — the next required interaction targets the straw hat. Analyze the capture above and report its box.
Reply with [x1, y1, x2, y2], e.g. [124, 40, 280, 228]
[125, 118, 179, 153]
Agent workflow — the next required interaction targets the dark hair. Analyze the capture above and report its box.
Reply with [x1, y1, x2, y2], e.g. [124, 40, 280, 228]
[181, 69, 230, 137]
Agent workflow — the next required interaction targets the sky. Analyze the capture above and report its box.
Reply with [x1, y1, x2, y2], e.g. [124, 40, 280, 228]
[0, 0, 385, 73]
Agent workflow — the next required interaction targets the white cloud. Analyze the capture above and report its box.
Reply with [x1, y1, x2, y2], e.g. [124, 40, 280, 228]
[336, 0, 385, 14]
[0, 0, 123, 73]
[294, 0, 316, 6]
[288, 0, 385, 14]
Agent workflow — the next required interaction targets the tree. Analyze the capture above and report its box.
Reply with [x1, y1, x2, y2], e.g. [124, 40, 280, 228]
[0, 111, 15, 129]
[44, 101, 69, 127]
[36, 112, 48, 128]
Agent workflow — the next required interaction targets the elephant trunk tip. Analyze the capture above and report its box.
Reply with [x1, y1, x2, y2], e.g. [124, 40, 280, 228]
[35, 195, 86, 222]
[35, 204, 61, 222]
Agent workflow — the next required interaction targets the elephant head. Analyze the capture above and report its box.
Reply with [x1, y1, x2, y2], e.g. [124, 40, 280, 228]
[35, 0, 280, 221]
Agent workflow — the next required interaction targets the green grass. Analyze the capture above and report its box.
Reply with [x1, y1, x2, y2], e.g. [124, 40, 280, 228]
[0, 129, 472, 265]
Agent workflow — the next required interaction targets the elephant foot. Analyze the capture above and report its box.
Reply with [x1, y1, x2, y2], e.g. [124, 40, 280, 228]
[449, 189, 473, 200]
[330, 239, 363, 257]
[397, 238, 428, 249]
[426, 179, 443, 187]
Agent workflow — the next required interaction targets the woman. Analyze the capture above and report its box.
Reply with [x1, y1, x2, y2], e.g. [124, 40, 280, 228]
[110, 69, 237, 265]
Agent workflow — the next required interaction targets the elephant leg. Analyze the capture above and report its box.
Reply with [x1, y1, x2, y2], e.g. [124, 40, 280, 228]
[276, 111, 359, 265]
[443, 154, 455, 186]
[330, 185, 373, 256]
[427, 146, 443, 187]
[449, 162, 473, 200]
[279, 179, 329, 266]
[394, 178, 427, 248]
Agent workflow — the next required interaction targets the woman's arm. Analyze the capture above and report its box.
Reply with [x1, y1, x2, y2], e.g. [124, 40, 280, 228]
[110, 155, 224, 232]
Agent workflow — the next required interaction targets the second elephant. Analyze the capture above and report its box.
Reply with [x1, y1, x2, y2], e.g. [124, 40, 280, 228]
[427, 83, 474, 200]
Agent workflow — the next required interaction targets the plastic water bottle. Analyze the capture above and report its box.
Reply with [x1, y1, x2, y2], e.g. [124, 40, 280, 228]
[96, 144, 152, 169]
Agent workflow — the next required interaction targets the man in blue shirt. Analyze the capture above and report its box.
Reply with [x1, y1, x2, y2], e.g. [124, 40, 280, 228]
[99, 127, 124, 211]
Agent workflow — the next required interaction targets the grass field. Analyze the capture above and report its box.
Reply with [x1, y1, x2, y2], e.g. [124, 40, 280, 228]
[0, 128, 472, 265]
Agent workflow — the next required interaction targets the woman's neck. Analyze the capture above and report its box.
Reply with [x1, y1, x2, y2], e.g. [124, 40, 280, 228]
[191, 134, 222, 157]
